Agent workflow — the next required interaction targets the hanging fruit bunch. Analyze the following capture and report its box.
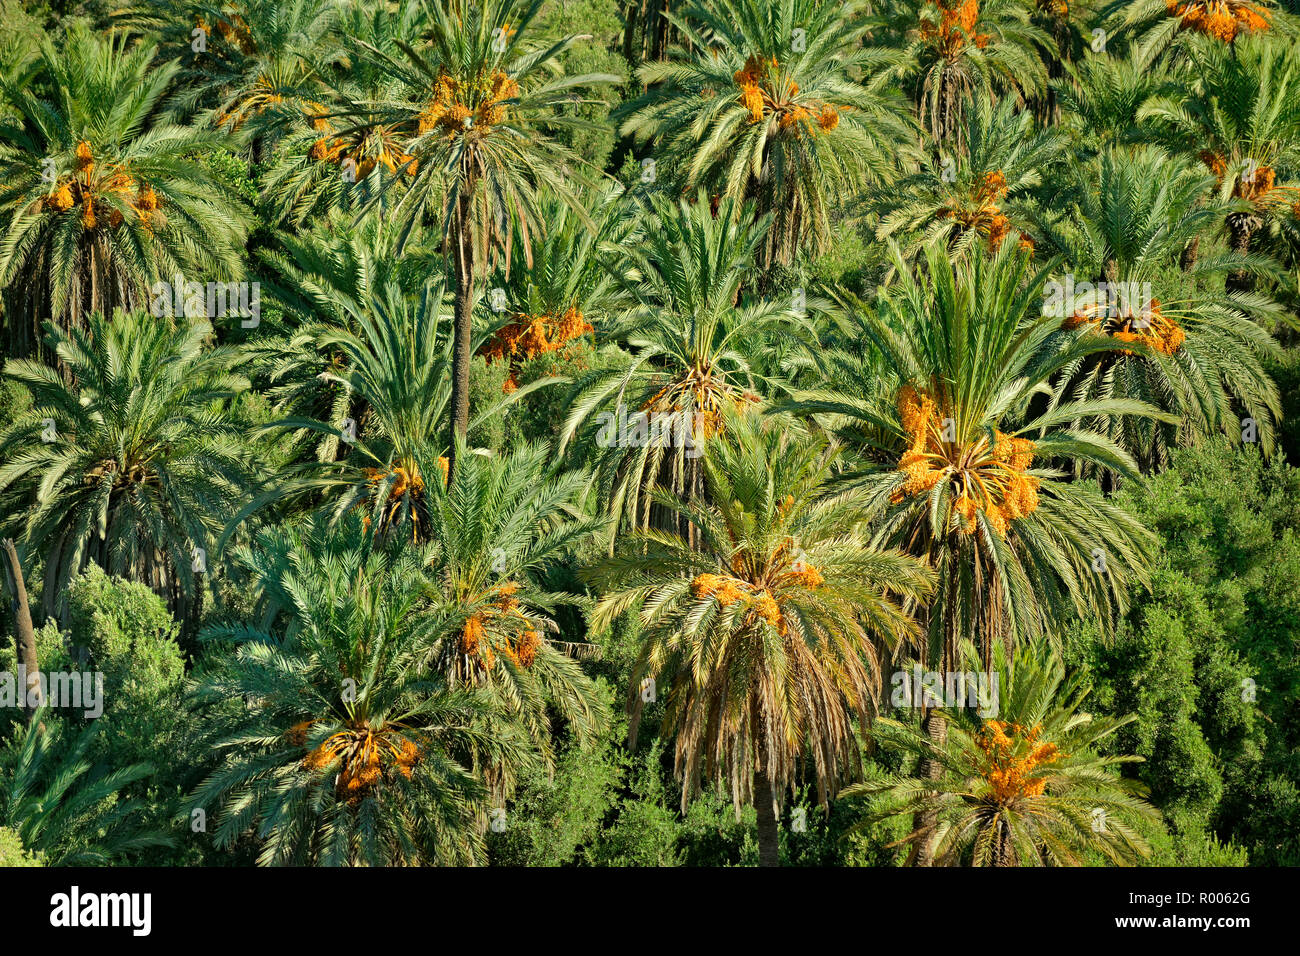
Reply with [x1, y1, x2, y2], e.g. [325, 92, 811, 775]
[919, 0, 991, 58]
[1036, 0, 1069, 18]
[42, 141, 161, 233]
[1165, 0, 1270, 41]
[1062, 297, 1186, 356]
[416, 68, 520, 140]
[306, 103, 417, 180]
[360, 457, 447, 540]
[210, 11, 256, 54]
[732, 55, 842, 135]
[976, 721, 1061, 804]
[941, 170, 1024, 250]
[459, 582, 544, 670]
[299, 721, 422, 804]
[638, 363, 759, 441]
[479, 305, 593, 392]
[690, 529, 825, 636]
[890, 384, 1040, 538]
[1198, 150, 1300, 214]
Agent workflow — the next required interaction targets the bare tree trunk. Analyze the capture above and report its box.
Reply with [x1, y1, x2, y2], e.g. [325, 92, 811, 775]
[449, 183, 475, 483]
[910, 711, 947, 866]
[993, 819, 1015, 867]
[1226, 212, 1261, 293]
[2, 539, 42, 723]
[753, 767, 781, 867]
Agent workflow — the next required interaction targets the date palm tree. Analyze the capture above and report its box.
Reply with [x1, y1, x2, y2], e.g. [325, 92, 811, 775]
[257, 0, 426, 228]
[192, 519, 519, 865]
[1033, 146, 1284, 469]
[228, 277, 544, 541]
[1053, 47, 1170, 153]
[845, 640, 1158, 866]
[0, 311, 251, 623]
[783, 241, 1162, 862]
[0, 24, 249, 358]
[478, 182, 639, 395]
[2, 714, 169, 865]
[587, 413, 934, 866]
[415, 437, 610, 798]
[1101, 0, 1290, 66]
[559, 191, 806, 543]
[619, 0, 913, 268]
[874, 0, 1052, 146]
[1139, 33, 1300, 288]
[352, 0, 619, 479]
[871, 94, 1065, 256]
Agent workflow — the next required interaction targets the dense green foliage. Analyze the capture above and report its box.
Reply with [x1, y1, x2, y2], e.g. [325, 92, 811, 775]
[1, 0, 1298, 868]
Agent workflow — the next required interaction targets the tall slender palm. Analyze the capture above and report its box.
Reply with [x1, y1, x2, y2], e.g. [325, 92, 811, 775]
[619, 0, 913, 268]
[1033, 146, 1284, 468]
[353, 0, 619, 479]
[587, 413, 934, 866]
[560, 192, 804, 543]
[784, 242, 1161, 862]
[0, 311, 251, 622]
[844, 640, 1159, 866]
[0, 24, 249, 358]
[192, 519, 518, 865]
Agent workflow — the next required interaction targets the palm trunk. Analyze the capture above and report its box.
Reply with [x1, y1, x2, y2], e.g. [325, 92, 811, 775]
[2, 539, 42, 723]
[753, 768, 781, 867]
[1179, 236, 1200, 272]
[449, 184, 475, 482]
[1226, 212, 1261, 293]
[910, 710, 947, 866]
[993, 819, 1015, 866]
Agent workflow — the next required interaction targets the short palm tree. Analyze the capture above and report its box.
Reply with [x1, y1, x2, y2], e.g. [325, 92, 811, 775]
[0, 24, 249, 357]
[141, 0, 343, 152]
[844, 640, 1159, 866]
[2, 715, 169, 865]
[871, 94, 1065, 256]
[1102, 0, 1287, 64]
[0, 311, 251, 622]
[230, 278, 540, 541]
[1034, 146, 1284, 467]
[587, 413, 935, 866]
[479, 182, 638, 394]
[192, 519, 516, 865]
[353, 0, 619, 477]
[257, 0, 425, 228]
[560, 191, 804, 542]
[249, 214, 452, 457]
[791, 242, 1160, 664]
[416, 437, 610, 796]
[1054, 47, 1171, 153]
[619, 0, 913, 268]
[1140, 33, 1300, 286]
